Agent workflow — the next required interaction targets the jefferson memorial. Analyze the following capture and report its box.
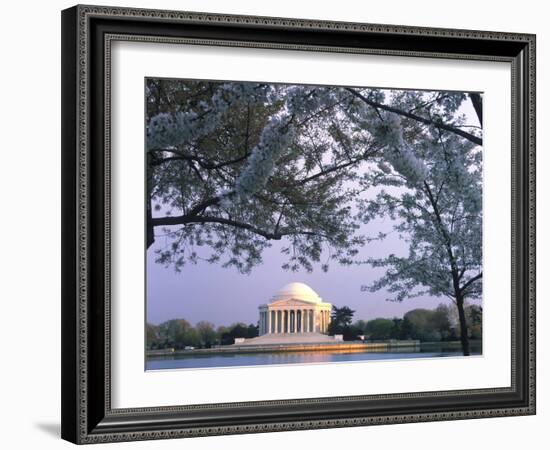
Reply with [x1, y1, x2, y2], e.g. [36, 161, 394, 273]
[259, 282, 332, 335]
[235, 282, 338, 345]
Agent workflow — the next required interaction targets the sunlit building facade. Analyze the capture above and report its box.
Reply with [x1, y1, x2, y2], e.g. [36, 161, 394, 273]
[258, 282, 332, 335]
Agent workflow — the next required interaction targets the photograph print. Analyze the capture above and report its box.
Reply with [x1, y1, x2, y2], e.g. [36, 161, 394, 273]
[145, 78, 483, 371]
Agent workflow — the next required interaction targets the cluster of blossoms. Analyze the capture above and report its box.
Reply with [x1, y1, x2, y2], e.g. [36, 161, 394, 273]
[441, 141, 482, 213]
[146, 111, 199, 150]
[230, 111, 295, 203]
[371, 112, 404, 148]
[385, 145, 428, 184]
[149, 84, 347, 207]
[370, 112, 428, 184]
[146, 83, 265, 150]
[224, 86, 341, 205]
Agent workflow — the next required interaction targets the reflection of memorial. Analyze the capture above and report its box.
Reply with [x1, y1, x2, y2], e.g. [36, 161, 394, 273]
[236, 282, 337, 346]
[259, 282, 332, 335]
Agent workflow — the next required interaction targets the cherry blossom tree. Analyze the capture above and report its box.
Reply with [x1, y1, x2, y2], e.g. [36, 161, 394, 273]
[357, 91, 482, 356]
[146, 80, 376, 273]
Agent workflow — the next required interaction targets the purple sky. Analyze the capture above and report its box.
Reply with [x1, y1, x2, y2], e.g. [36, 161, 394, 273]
[146, 215, 466, 327]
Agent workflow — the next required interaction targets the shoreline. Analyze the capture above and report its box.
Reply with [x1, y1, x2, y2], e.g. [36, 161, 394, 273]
[146, 340, 478, 358]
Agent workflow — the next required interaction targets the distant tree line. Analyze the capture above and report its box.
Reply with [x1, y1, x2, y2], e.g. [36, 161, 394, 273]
[328, 304, 482, 342]
[147, 303, 481, 350]
[146, 319, 259, 350]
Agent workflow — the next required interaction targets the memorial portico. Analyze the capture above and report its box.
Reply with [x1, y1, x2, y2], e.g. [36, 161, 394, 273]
[258, 282, 332, 335]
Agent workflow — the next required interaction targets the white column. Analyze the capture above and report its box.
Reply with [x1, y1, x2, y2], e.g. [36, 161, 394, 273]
[301, 309, 305, 333]
[286, 309, 290, 333]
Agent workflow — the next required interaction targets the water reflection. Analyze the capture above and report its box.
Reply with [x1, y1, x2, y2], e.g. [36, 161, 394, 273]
[146, 342, 482, 370]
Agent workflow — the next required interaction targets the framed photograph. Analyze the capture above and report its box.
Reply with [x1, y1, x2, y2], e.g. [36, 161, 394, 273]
[61, 4, 536, 444]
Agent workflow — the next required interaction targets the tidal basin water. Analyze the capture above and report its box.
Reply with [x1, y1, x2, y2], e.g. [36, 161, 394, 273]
[146, 344, 482, 371]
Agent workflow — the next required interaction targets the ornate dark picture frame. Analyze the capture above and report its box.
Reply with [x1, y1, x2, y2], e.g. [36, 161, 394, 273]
[61, 4, 536, 444]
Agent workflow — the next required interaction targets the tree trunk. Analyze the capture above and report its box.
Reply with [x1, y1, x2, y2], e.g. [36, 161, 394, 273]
[146, 195, 154, 249]
[146, 153, 155, 249]
[469, 93, 483, 127]
[455, 295, 471, 356]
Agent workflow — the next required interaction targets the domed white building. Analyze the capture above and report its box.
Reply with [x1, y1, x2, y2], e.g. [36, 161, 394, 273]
[258, 282, 332, 335]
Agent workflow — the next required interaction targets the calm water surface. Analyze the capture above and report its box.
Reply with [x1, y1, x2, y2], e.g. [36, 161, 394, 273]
[146, 343, 482, 370]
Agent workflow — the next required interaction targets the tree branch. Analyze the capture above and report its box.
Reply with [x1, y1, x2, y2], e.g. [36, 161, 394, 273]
[423, 181, 460, 290]
[186, 195, 225, 217]
[151, 214, 325, 241]
[290, 148, 376, 186]
[460, 272, 483, 295]
[345, 88, 483, 146]
[149, 149, 250, 169]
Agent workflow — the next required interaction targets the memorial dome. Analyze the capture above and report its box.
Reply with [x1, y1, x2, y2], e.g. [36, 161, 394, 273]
[271, 282, 322, 304]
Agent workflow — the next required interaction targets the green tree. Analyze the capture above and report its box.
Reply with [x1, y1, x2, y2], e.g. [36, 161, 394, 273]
[246, 323, 260, 338]
[350, 319, 368, 337]
[431, 304, 453, 340]
[403, 307, 453, 342]
[157, 319, 200, 349]
[219, 322, 258, 345]
[328, 305, 356, 336]
[195, 321, 217, 348]
[364, 318, 395, 340]
[464, 304, 483, 340]
[146, 323, 160, 349]
[389, 317, 414, 340]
